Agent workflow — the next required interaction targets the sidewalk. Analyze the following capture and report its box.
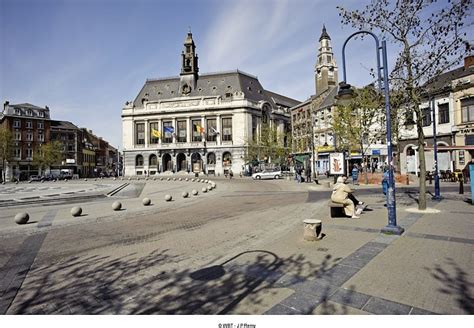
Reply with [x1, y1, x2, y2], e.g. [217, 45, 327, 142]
[224, 190, 473, 314]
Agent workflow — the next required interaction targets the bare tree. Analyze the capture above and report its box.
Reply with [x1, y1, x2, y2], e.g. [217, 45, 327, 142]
[338, 0, 473, 209]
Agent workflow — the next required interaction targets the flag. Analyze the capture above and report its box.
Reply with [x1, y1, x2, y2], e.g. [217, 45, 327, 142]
[195, 124, 205, 134]
[164, 126, 174, 133]
[151, 129, 161, 138]
[209, 126, 219, 135]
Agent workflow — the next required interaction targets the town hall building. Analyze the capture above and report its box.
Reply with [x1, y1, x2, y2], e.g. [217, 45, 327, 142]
[122, 31, 299, 177]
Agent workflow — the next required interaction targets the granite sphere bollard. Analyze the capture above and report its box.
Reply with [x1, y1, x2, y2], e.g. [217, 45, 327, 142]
[160, 177, 163, 180]
[112, 201, 122, 211]
[113, 177, 117, 181]
[142, 197, 151, 206]
[185, 178, 189, 181]
[179, 178, 182, 181]
[128, 177, 131, 180]
[192, 189, 198, 196]
[191, 178, 195, 182]
[165, 194, 172, 201]
[207, 186, 212, 192]
[202, 187, 208, 193]
[84, 178, 88, 181]
[167, 178, 171, 181]
[182, 191, 189, 198]
[71, 206, 82, 217]
[14, 212, 29, 225]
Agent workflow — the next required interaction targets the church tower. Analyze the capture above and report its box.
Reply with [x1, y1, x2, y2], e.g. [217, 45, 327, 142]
[179, 30, 199, 95]
[315, 25, 338, 96]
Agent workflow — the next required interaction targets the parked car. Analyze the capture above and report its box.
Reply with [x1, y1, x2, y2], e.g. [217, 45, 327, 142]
[28, 175, 43, 182]
[252, 170, 282, 180]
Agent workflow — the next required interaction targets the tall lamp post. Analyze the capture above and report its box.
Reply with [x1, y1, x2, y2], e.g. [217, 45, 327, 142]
[338, 30, 404, 235]
[431, 97, 442, 200]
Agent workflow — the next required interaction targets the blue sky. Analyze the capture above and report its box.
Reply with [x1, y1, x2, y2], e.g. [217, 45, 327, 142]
[0, 0, 436, 149]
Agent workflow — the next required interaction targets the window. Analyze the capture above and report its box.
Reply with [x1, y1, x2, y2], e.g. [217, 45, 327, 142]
[68, 134, 75, 141]
[13, 120, 20, 128]
[207, 152, 216, 165]
[177, 120, 187, 143]
[149, 154, 158, 166]
[38, 131, 44, 142]
[192, 119, 202, 142]
[26, 132, 33, 141]
[327, 55, 332, 62]
[222, 117, 232, 141]
[15, 108, 21, 115]
[38, 111, 45, 118]
[14, 131, 21, 140]
[135, 155, 144, 166]
[421, 108, 431, 127]
[135, 123, 145, 145]
[51, 132, 58, 140]
[68, 145, 74, 152]
[37, 122, 44, 129]
[26, 109, 33, 116]
[461, 98, 474, 123]
[14, 148, 21, 158]
[438, 104, 449, 124]
[26, 148, 33, 159]
[206, 118, 217, 142]
[149, 122, 160, 144]
[459, 150, 465, 165]
[26, 121, 33, 129]
[163, 121, 173, 143]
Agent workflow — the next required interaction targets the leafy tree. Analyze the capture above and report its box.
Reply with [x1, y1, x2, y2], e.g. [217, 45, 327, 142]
[33, 141, 63, 174]
[0, 127, 14, 182]
[333, 86, 384, 183]
[244, 123, 291, 169]
[337, 0, 472, 210]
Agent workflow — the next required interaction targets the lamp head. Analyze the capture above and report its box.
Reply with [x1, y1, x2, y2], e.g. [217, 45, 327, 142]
[336, 81, 354, 106]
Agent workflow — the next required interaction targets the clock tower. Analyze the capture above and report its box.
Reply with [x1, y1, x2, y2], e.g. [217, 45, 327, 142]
[179, 30, 199, 95]
[315, 25, 338, 96]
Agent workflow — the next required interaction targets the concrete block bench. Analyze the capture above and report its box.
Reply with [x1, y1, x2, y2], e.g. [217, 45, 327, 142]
[303, 219, 323, 241]
[328, 201, 347, 218]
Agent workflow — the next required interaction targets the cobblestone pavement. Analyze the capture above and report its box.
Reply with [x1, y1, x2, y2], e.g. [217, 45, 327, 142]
[0, 177, 472, 314]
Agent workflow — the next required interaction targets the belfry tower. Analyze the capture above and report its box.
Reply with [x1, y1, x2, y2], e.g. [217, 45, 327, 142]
[179, 30, 199, 95]
[315, 25, 338, 96]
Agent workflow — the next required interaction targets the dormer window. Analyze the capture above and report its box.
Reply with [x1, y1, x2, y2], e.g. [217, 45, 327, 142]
[15, 108, 21, 115]
[26, 109, 33, 116]
[38, 111, 45, 118]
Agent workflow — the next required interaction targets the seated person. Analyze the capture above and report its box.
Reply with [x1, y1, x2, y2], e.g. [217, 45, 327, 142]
[331, 176, 361, 219]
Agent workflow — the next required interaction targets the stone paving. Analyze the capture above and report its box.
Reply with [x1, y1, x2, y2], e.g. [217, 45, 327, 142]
[0, 176, 472, 315]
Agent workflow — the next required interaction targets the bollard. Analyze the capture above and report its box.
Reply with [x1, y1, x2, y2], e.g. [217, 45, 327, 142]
[303, 219, 323, 241]
[459, 176, 464, 194]
[165, 194, 172, 201]
[71, 206, 82, 217]
[15, 212, 30, 225]
[142, 197, 151, 206]
[192, 189, 198, 196]
[112, 201, 122, 211]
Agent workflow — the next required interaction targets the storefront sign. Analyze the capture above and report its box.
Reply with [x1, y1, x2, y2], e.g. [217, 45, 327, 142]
[66, 159, 75, 164]
[372, 149, 381, 155]
[329, 153, 345, 175]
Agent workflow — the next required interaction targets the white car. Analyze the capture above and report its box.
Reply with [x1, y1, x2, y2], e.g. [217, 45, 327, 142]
[252, 170, 282, 180]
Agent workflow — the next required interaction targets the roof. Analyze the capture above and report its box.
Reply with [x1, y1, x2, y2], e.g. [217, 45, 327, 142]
[319, 86, 338, 108]
[319, 25, 331, 42]
[424, 65, 474, 94]
[2, 102, 50, 119]
[133, 69, 300, 109]
[50, 120, 78, 130]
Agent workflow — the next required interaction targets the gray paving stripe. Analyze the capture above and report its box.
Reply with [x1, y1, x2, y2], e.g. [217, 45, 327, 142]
[264, 303, 300, 315]
[0, 232, 47, 314]
[362, 296, 412, 314]
[329, 288, 371, 309]
[323, 224, 380, 234]
[279, 291, 325, 314]
[405, 232, 474, 245]
[37, 210, 58, 228]
[409, 307, 438, 315]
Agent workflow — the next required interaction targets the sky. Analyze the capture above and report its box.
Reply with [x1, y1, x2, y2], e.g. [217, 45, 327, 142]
[1, 0, 467, 149]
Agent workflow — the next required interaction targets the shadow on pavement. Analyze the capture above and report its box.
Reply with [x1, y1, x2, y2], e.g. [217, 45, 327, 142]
[6, 248, 351, 314]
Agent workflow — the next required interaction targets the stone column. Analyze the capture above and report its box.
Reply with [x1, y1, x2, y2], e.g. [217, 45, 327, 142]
[186, 117, 191, 143]
[144, 119, 149, 148]
[173, 118, 177, 144]
[216, 114, 221, 145]
[158, 119, 162, 145]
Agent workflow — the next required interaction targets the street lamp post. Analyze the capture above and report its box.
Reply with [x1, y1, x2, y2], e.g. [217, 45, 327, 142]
[339, 30, 404, 235]
[431, 97, 442, 200]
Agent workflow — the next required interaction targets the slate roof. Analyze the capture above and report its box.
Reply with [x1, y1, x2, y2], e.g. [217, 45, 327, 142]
[133, 70, 300, 109]
[50, 120, 78, 130]
[319, 86, 338, 109]
[2, 102, 50, 119]
[423, 65, 473, 94]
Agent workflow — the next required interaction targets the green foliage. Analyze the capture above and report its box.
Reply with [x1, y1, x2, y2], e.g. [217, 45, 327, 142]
[33, 141, 63, 171]
[332, 86, 383, 154]
[0, 127, 14, 181]
[244, 123, 291, 166]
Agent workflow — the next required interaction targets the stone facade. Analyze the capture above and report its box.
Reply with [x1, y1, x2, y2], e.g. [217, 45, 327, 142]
[122, 32, 299, 177]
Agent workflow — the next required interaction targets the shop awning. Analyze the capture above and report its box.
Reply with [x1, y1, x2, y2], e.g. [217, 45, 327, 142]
[294, 154, 309, 163]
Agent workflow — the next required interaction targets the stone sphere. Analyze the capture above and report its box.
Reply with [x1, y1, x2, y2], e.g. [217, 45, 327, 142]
[192, 189, 198, 196]
[128, 177, 131, 180]
[153, 177, 156, 181]
[14, 212, 29, 225]
[112, 201, 122, 211]
[113, 177, 116, 181]
[211, 183, 216, 188]
[185, 178, 189, 181]
[41, 180, 44, 183]
[160, 177, 163, 180]
[179, 178, 182, 181]
[207, 186, 212, 192]
[202, 187, 208, 193]
[167, 178, 170, 181]
[142, 197, 151, 206]
[205, 180, 209, 183]
[84, 178, 88, 181]
[181, 191, 188, 198]
[15, 181, 19, 184]
[145, 177, 148, 180]
[28, 180, 32, 184]
[71, 206, 82, 217]
[165, 194, 173, 201]
[94, 178, 97, 181]
[191, 178, 195, 182]
[173, 177, 176, 181]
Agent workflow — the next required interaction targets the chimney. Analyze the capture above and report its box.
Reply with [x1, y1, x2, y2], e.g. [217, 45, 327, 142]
[464, 55, 474, 69]
[4, 101, 9, 110]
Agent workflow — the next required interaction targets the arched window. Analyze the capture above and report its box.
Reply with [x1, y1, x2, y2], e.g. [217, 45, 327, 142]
[149, 154, 158, 166]
[207, 152, 216, 165]
[136, 155, 144, 166]
[222, 152, 232, 166]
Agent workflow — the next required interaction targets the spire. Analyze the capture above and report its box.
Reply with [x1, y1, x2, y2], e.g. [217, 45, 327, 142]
[319, 24, 331, 42]
[180, 30, 199, 95]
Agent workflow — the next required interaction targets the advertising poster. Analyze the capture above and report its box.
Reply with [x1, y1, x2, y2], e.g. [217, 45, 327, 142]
[329, 152, 345, 175]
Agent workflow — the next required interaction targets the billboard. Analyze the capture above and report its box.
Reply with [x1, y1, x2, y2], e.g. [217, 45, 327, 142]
[329, 153, 345, 175]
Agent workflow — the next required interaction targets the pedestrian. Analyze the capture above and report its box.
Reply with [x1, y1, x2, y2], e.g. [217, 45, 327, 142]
[229, 169, 234, 179]
[351, 165, 359, 185]
[306, 166, 312, 183]
[382, 169, 389, 206]
[331, 176, 361, 219]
